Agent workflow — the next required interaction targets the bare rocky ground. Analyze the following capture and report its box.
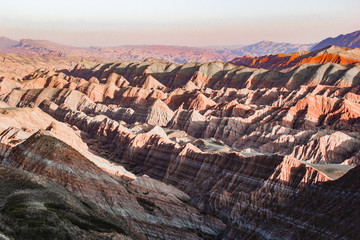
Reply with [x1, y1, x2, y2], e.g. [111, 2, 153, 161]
[0, 50, 359, 239]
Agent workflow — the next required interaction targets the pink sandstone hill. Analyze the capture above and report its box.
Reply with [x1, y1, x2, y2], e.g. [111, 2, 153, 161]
[0, 51, 359, 239]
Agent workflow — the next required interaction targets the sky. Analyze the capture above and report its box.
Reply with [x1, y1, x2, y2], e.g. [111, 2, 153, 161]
[0, 0, 359, 47]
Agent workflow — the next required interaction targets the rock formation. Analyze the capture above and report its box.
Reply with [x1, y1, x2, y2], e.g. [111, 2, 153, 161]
[0, 50, 359, 239]
[230, 45, 360, 71]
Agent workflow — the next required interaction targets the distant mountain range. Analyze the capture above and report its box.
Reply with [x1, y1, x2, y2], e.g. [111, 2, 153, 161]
[0, 37, 314, 63]
[1, 39, 236, 63]
[311, 30, 360, 50]
[0, 30, 359, 63]
[0, 37, 18, 49]
[232, 41, 314, 56]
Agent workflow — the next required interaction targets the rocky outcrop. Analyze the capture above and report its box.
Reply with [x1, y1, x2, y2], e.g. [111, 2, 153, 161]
[283, 94, 360, 131]
[133, 99, 174, 126]
[0, 164, 135, 240]
[131, 75, 167, 91]
[29, 100, 359, 239]
[42, 102, 360, 238]
[289, 130, 360, 164]
[167, 109, 207, 138]
[220, 163, 360, 239]
[1, 53, 360, 239]
[3, 87, 174, 127]
[0, 107, 87, 152]
[68, 60, 360, 97]
[3, 130, 226, 239]
[230, 45, 360, 71]
[2, 58, 360, 168]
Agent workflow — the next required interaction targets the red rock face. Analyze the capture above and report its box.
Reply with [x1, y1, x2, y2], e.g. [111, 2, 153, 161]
[231, 45, 360, 71]
[0, 52, 359, 239]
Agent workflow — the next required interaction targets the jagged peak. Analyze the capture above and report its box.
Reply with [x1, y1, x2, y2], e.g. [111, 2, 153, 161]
[150, 98, 172, 109]
[147, 125, 169, 139]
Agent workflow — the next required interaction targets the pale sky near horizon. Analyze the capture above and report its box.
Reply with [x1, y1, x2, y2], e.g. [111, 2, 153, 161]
[0, 0, 359, 47]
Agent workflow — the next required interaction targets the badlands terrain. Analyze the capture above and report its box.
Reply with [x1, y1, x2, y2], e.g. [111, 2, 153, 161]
[0, 32, 359, 239]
